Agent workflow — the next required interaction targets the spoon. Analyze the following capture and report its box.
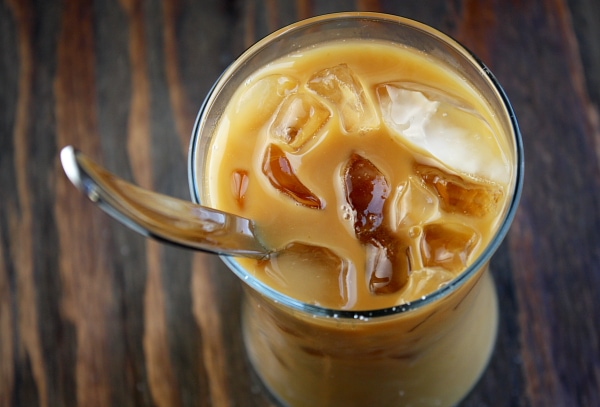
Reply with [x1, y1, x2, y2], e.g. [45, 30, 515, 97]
[60, 146, 269, 258]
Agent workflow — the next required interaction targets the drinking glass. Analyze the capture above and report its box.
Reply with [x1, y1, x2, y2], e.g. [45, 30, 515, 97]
[189, 12, 523, 407]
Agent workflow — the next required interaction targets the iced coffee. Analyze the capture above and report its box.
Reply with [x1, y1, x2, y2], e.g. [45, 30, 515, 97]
[190, 13, 522, 407]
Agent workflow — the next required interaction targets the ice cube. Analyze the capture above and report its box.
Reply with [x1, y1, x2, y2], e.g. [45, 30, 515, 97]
[404, 267, 456, 301]
[258, 242, 355, 309]
[343, 154, 410, 293]
[343, 153, 390, 238]
[231, 169, 249, 209]
[420, 223, 479, 273]
[414, 163, 503, 218]
[390, 177, 440, 228]
[270, 92, 331, 151]
[236, 74, 299, 130]
[377, 82, 510, 183]
[307, 64, 379, 133]
[262, 143, 324, 209]
[366, 237, 411, 295]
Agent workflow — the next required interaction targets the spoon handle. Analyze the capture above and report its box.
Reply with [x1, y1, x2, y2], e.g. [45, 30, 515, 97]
[60, 146, 268, 258]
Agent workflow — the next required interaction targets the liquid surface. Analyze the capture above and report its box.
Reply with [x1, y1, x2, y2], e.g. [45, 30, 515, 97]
[205, 41, 513, 310]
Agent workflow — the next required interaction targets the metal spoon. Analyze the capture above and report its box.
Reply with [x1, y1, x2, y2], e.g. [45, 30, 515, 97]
[60, 146, 269, 258]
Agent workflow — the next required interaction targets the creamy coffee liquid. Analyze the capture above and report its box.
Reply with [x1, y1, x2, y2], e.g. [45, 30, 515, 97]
[205, 40, 512, 311]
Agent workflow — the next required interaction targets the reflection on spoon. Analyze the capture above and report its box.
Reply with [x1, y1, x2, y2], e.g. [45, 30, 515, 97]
[60, 146, 269, 258]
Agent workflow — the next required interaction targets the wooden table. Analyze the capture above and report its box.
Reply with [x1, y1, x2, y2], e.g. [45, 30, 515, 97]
[1, 1, 599, 406]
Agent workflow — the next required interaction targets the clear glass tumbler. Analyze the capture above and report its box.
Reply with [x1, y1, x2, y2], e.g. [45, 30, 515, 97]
[189, 12, 523, 407]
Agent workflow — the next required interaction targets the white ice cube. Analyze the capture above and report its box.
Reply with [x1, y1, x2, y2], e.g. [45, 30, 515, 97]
[377, 83, 510, 184]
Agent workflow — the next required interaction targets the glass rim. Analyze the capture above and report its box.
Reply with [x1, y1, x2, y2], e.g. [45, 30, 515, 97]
[188, 12, 524, 319]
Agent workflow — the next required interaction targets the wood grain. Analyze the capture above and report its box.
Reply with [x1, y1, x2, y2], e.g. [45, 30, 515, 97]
[1, 0, 599, 406]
